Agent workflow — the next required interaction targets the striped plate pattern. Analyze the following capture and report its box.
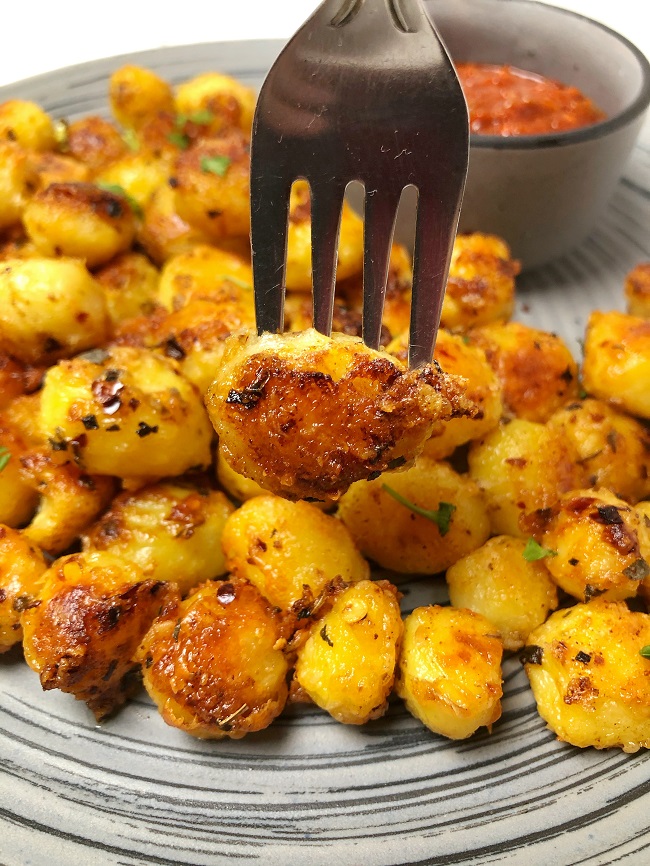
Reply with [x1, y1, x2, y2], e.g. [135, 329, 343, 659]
[1, 39, 650, 866]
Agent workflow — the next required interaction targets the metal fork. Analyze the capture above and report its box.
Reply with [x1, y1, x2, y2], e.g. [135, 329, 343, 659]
[249, 0, 469, 368]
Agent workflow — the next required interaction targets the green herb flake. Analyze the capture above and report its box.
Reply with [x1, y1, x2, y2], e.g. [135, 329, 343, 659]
[177, 110, 214, 127]
[522, 538, 557, 562]
[0, 446, 11, 472]
[167, 130, 190, 150]
[214, 273, 251, 289]
[172, 619, 182, 642]
[96, 183, 143, 218]
[382, 484, 456, 536]
[122, 128, 140, 151]
[200, 155, 231, 176]
[640, 646, 650, 660]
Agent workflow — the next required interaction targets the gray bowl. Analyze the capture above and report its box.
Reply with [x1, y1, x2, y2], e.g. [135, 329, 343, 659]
[393, 0, 650, 270]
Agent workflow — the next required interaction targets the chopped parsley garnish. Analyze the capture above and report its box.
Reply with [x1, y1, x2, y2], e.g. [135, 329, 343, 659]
[95, 183, 143, 218]
[200, 155, 231, 176]
[122, 128, 140, 151]
[176, 110, 214, 126]
[640, 646, 650, 660]
[0, 446, 10, 472]
[382, 484, 455, 536]
[522, 538, 557, 561]
[167, 130, 190, 150]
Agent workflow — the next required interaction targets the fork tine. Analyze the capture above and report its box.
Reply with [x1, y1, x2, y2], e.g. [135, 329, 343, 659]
[362, 187, 402, 350]
[249, 171, 292, 335]
[408, 189, 459, 369]
[309, 180, 346, 335]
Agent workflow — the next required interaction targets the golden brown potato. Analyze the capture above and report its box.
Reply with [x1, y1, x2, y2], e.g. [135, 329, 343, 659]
[157, 243, 252, 311]
[137, 184, 211, 265]
[23, 182, 138, 268]
[29, 151, 90, 188]
[65, 115, 129, 174]
[83, 482, 233, 595]
[523, 599, 650, 751]
[206, 328, 475, 501]
[441, 233, 519, 331]
[0, 524, 47, 652]
[21, 550, 172, 719]
[534, 488, 650, 602]
[20, 450, 117, 555]
[0, 257, 110, 365]
[0, 354, 40, 410]
[625, 262, 650, 318]
[0, 142, 39, 230]
[467, 418, 583, 537]
[388, 328, 503, 459]
[0, 418, 39, 527]
[446, 536, 559, 651]
[216, 442, 268, 502]
[174, 72, 256, 133]
[172, 130, 250, 241]
[0, 100, 56, 151]
[396, 605, 503, 739]
[109, 65, 175, 131]
[284, 181, 364, 291]
[294, 579, 403, 724]
[547, 398, 650, 504]
[95, 151, 172, 211]
[136, 577, 290, 739]
[582, 310, 650, 420]
[337, 455, 490, 573]
[39, 345, 212, 479]
[94, 251, 160, 327]
[467, 321, 579, 422]
[222, 495, 369, 610]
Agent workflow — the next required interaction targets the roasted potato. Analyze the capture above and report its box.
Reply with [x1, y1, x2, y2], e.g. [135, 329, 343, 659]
[94, 251, 160, 327]
[174, 72, 256, 133]
[206, 328, 475, 501]
[294, 579, 403, 724]
[222, 494, 369, 609]
[0, 524, 47, 652]
[0, 100, 56, 151]
[0, 142, 39, 230]
[109, 65, 175, 131]
[624, 262, 650, 318]
[396, 605, 503, 739]
[523, 600, 650, 751]
[136, 577, 290, 738]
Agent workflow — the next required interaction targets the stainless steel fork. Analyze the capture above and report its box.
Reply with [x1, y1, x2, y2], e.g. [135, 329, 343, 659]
[249, 0, 469, 368]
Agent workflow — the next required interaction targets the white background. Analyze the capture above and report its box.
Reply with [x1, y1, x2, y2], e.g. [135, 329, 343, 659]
[0, 0, 646, 87]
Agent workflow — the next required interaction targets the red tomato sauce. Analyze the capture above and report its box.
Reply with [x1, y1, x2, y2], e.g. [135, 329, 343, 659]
[456, 62, 606, 136]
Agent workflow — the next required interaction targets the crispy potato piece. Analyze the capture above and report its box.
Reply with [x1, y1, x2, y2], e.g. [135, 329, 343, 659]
[294, 579, 403, 724]
[0, 257, 110, 365]
[109, 65, 175, 131]
[0, 418, 39, 527]
[157, 243, 252, 311]
[23, 182, 137, 268]
[206, 329, 475, 501]
[29, 151, 90, 188]
[137, 577, 290, 739]
[94, 251, 160, 327]
[0, 142, 39, 230]
[83, 482, 233, 595]
[216, 444, 267, 502]
[534, 488, 650, 602]
[20, 451, 117, 555]
[21, 550, 171, 719]
[65, 115, 129, 174]
[582, 310, 650, 420]
[284, 181, 364, 291]
[388, 328, 503, 459]
[39, 345, 212, 479]
[523, 599, 650, 751]
[337, 456, 490, 573]
[95, 151, 172, 211]
[172, 130, 250, 241]
[467, 418, 583, 537]
[467, 321, 579, 422]
[174, 72, 256, 133]
[222, 495, 369, 609]
[0, 524, 47, 652]
[441, 233, 519, 331]
[396, 605, 503, 739]
[547, 398, 650, 504]
[0, 100, 55, 151]
[137, 184, 211, 266]
[446, 535, 559, 650]
[625, 262, 650, 318]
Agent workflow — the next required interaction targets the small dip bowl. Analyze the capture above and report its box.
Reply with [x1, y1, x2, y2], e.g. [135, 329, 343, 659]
[399, 0, 650, 270]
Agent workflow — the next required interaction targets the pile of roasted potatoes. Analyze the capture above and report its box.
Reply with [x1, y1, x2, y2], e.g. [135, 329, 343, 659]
[1, 64, 649, 751]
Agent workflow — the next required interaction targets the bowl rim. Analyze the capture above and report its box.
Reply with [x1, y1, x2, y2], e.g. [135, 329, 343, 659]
[437, 0, 650, 150]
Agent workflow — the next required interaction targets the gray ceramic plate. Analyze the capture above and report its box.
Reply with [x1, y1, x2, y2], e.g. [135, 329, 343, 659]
[1, 39, 650, 866]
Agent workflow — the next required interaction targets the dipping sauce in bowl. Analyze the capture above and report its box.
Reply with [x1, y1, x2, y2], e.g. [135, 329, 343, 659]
[456, 62, 606, 136]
